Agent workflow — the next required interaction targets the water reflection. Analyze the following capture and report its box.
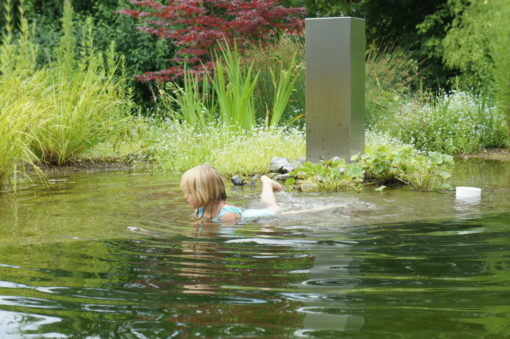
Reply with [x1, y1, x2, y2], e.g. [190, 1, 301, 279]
[0, 159, 509, 337]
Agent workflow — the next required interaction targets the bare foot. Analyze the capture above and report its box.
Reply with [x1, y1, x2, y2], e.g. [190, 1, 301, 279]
[261, 175, 283, 192]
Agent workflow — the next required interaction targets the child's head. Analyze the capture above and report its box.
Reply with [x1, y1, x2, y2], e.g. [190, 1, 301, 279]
[180, 165, 227, 208]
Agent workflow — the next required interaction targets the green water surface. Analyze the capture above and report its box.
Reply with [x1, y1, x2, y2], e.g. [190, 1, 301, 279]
[0, 159, 509, 338]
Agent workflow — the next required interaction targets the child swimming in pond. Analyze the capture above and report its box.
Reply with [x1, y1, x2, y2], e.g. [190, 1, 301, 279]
[180, 165, 282, 223]
[180, 164, 347, 223]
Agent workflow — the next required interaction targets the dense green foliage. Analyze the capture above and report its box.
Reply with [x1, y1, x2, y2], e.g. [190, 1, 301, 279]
[0, 0, 173, 106]
[442, 0, 510, 130]
[0, 0, 130, 184]
[0, 0, 458, 97]
[286, 0, 455, 89]
[286, 132, 454, 192]
[1, 0, 509, 192]
[373, 91, 508, 154]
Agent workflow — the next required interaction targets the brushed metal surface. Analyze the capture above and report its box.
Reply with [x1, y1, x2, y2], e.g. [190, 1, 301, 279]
[305, 17, 365, 162]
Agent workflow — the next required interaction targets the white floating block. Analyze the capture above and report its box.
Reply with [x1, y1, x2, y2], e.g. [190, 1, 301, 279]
[456, 186, 482, 202]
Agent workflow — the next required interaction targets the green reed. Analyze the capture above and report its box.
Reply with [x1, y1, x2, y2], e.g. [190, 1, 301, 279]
[212, 42, 258, 130]
[158, 39, 304, 131]
[159, 69, 216, 130]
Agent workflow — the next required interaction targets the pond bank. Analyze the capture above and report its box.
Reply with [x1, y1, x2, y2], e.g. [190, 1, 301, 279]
[34, 146, 510, 178]
[457, 147, 510, 161]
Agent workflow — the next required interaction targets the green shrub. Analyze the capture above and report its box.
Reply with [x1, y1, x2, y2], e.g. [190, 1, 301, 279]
[489, 1, 510, 131]
[365, 46, 420, 127]
[443, 0, 510, 131]
[442, 0, 497, 91]
[374, 90, 509, 154]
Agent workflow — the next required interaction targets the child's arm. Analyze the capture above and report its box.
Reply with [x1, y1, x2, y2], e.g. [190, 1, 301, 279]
[260, 176, 282, 212]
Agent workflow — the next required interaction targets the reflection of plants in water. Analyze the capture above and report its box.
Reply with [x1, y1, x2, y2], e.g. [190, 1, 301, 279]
[465, 213, 510, 336]
[454, 159, 510, 187]
[128, 225, 311, 336]
[0, 241, 123, 289]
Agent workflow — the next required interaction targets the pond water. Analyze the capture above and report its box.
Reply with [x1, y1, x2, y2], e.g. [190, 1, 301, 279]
[0, 159, 509, 338]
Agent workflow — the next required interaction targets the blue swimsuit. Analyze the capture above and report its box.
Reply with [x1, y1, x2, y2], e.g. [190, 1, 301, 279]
[197, 206, 276, 222]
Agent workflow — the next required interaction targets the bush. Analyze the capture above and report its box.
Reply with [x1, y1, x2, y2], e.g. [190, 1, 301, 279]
[373, 90, 509, 154]
[365, 46, 420, 127]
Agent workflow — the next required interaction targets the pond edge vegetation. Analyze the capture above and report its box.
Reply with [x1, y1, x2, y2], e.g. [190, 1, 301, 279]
[1, 0, 509, 193]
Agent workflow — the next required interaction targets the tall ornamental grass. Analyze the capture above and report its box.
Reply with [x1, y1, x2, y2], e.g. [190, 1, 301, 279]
[158, 40, 303, 130]
[241, 36, 305, 126]
[0, 0, 130, 185]
[30, 3, 130, 165]
[159, 70, 216, 130]
[365, 46, 420, 128]
[374, 90, 509, 154]
[0, 0, 47, 184]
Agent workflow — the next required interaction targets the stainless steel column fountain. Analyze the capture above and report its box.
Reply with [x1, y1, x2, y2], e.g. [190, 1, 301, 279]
[305, 17, 365, 162]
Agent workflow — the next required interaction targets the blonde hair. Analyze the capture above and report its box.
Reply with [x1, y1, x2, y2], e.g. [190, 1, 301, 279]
[180, 165, 227, 207]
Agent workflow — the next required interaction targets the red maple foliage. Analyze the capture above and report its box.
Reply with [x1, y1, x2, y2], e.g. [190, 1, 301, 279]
[118, 0, 306, 81]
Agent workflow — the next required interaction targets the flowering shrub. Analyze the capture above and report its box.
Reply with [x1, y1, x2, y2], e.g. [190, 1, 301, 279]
[118, 0, 305, 80]
[374, 91, 509, 154]
[147, 120, 305, 175]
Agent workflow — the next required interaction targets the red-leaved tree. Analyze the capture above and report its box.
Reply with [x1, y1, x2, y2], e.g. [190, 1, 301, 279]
[118, 0, 306, 81]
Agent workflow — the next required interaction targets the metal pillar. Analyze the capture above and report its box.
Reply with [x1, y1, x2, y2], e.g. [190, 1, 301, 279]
[305, 17, 365, 162]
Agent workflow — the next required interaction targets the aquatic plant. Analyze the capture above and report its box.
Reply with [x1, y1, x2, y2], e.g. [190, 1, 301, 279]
[242, 35, 305, 126]
[285, 158, 364, 192]
[0, 0, 46, 185]
[358, 144, 453, 191]
[29, 3, 131, 165]
[285, 131, 454, 192]
[158, 69, 217, 131]
[212, 42, 258, 130]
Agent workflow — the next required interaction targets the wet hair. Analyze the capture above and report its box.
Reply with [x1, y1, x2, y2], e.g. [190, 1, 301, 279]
[180, 165, 227, 207]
